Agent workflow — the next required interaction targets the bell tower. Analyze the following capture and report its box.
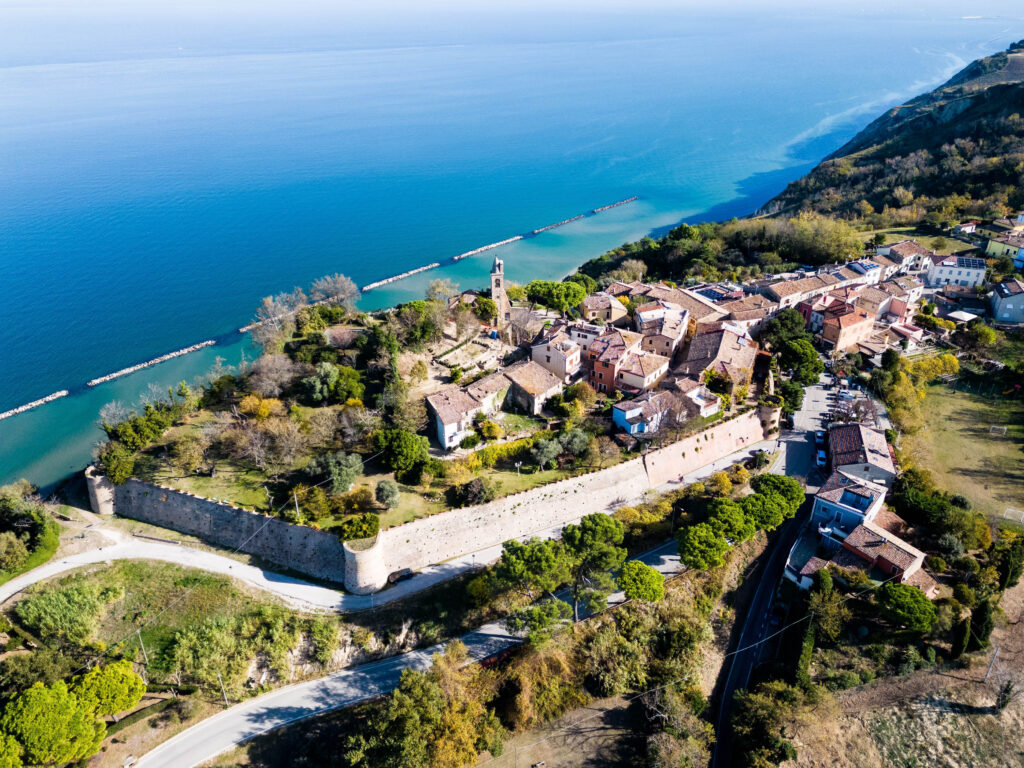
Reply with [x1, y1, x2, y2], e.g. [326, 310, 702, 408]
[490, 257, 511, 329]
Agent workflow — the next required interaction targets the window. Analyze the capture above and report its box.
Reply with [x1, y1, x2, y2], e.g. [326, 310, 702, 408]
[546, 355, 551, 363]
[598, 372, 603, 380]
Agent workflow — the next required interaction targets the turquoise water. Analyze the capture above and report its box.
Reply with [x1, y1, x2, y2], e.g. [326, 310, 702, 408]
[1, 2, 1021, 489]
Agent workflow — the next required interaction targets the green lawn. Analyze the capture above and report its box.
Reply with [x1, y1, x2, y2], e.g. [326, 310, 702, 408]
[858, 226, 968, 255]
[992, 329, 1024, 368]
[906, 384, 1024, 520]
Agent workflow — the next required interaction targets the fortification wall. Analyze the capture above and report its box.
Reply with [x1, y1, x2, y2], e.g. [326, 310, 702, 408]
[113, 480, 348, 584]
[377, 457, 650, 575]
[85, 466, 116, 515]
[643, 409, 765, 487]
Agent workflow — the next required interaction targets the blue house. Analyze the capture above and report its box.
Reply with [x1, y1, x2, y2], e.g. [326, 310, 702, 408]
[611, 390, 679, 435]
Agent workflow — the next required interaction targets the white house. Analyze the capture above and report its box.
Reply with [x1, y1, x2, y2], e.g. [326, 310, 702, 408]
[925, 254, 987, 288]
[811, 471, 887, 535]
[828, 423, 897, 487]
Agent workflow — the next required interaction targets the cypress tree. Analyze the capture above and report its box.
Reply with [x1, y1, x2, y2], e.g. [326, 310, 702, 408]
[967, 600, 994, 652]
[950, 616, 971, 659]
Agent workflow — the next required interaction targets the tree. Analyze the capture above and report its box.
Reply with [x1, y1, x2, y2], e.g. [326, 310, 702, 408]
[504, 599, 571, 646]
[968, 599, 994, 651]
[618, 560, 665, 603]
[778, 378, 804, 414]
[562, 514, 627, 621]
[677, 523, 729, 570]
[524, 280, 587, 314]
[306, 451, 363, 494]
[707, 500, 756, 544]
[426, 278, 459, 304]
[0, 681, 105, 766]
[951, 616, 971, 659]
[966, 322, 997, 349]
[709, 472, 732, 497]
[881, 347, 901, 372]
[375, 479, 400, 509]
[740, 491, 787, 531]
[876, 583, 937, 633]
[249, 354, 301, 397]
[373, 429, 429, 475]
[303, 362, 364, 404]
[409, 360, 429, 384]
[559, 428, 590, 457]
[0, 533, 28, 573]
[310, 273, 358, 307]
[564, 272, 598, 293]
[531, 438, 562, 468]
[808, 583, 850, 644]
[170, 434, 209, 475]
[473, 296, 498, 324]
[731, 681, 802, 768]
[494, 538, 571, 602]
[251, 287, 307, 347]
[780, 338, 825, 384]
[72, 660, 146, 717]
[750, 474, 805, 511]
[98, 443, 135, 485]
[759, 308, 810, 350]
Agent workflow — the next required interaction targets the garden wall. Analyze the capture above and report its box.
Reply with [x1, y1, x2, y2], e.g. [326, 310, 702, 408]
[113, 479, 348, 584]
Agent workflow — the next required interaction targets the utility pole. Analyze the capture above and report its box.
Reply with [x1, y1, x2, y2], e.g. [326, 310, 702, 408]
[218, 673, 229, 706]
[985, 646, 1001, 681]
[294, 491, 301, 520]
[137, 629, 150, 664]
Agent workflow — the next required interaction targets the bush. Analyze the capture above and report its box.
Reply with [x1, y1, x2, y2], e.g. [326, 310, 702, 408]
[335, 513, 379, 541]
[952, 583, 977, 608]
[375, 479, 400, 509]
[447, 478, 500, 508]
[459, 434, 482, 450]
[16, 583, 121, 644]
[925, 555, 946, 573]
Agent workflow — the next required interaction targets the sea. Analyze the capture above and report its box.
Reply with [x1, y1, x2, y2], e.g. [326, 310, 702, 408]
[1, 1, 1021, 490]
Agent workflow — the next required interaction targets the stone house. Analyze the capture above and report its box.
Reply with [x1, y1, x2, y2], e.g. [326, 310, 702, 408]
[611, 390, 685, 435]
[530, 323, 582, 382]
[675, 326, 758, 390]
[503, 360, 564, 415]
[580, 292, 629, 326]
[874, 239, 934, 271]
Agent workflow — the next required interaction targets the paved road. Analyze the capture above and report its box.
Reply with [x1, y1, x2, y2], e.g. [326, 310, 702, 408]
[133, 542, 683, 768]
[709, 375, 829, 768]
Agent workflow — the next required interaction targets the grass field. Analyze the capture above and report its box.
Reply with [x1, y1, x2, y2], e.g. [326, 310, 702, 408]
[905, 384, 1024, 520]
[858, 226, 968, 255]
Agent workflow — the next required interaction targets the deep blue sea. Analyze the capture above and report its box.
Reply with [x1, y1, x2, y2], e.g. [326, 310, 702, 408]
[1, 2, 1021, 489]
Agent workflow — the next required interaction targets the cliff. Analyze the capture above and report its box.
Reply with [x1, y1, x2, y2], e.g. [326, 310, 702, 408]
[760, 41, 1024, 220]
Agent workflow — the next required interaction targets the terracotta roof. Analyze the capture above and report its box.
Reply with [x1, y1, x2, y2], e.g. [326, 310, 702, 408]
[872, 507, 907, 535]
[590, 329, 643, 364]
[905, 568, 938, 594]
[799, 557, 829, 578]
[824, 304, 872, 329]
[612, 389, 680, 424]
[843, 520, 924, 572]
[503, 360, 562, 396]
[828, 423, 895, 475]
[582, 292, 621, 312]
[872, 254, 899, 268]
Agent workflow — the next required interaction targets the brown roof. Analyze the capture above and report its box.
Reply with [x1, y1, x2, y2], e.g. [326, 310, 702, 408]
[828, 423, 895, 475]
[815, 471, 886, 508]
[590, 329, 643, 364]
[503, 359, 562, 396]
[872, 254, 899, 268]
[824, 304, 872, 329]
[843, 520, 924, 572]
[885, 240, 932, 260]
[677, 328, 757, 382]
[612, 389, 681, 424]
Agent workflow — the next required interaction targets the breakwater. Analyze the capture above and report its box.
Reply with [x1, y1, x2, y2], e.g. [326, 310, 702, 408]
[452, 235, 524, 262]
[86, 341, 217, 387]
[532, 214, 584, 235]
[361, 262, 442, 292]
[0, 391, 70, 422]
[592, 196, 638, 213]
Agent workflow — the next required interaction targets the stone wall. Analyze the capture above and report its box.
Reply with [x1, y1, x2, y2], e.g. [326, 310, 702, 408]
[114, 479, 348, 584]
[376, 457, 651, 578]
[94, 408, 775, 593]
[643, 409, 764, 487]
[85, 466, 115, 515]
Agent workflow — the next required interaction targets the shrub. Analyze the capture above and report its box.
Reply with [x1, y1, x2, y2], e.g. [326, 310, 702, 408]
[16, 583, 121, 644]
[447, 478, 500, 508]
[952, 583, 977, 608]
[336, 513, 379, 541]
[460, 434, 482, 450]
[478, 421, 502, 441]
[925, 555, 946, 573]
[375, 479, 400, 509]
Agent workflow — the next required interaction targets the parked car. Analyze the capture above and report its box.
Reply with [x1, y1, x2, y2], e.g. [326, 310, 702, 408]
[837, 389, 854, 401]
[816, 449, 827, 468]
[815, 430, 825, 446]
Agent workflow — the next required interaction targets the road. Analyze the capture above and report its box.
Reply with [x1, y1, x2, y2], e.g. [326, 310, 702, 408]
[133, 541, 683, 768]
[709, 373, 831, 768]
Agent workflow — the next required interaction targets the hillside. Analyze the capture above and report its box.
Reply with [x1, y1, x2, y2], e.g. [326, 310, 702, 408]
[760, 40, 1024, 224]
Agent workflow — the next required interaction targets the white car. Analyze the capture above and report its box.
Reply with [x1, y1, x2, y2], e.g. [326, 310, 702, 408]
[816, 449, 827, 468]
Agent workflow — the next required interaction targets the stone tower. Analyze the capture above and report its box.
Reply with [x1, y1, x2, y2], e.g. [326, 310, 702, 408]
[490, 256, 512, 329]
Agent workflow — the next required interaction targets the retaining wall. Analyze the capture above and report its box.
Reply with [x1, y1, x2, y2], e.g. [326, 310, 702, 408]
[113, 479, 348, 584]
[643, 409, 765, 487]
